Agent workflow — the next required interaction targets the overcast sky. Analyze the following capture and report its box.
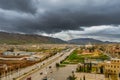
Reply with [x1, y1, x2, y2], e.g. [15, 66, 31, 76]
[0, 0, 120, 42]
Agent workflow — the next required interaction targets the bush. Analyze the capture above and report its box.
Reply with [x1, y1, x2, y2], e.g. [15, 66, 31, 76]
[56, 63, 60, 67]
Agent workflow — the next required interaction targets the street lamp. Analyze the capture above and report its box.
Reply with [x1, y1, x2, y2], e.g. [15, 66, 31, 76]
[72, 69, 75, 80]
[44, 67, 48, 80]
[72, 69, 74, 75]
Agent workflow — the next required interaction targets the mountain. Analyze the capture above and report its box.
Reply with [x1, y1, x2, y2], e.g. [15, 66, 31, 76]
[0, 32, 66, 44]
[68, 38, 112, 45]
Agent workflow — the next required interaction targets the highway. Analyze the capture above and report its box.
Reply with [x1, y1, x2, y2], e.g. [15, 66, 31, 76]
[0, 47, 75, 80]
[17, 48, 75, 80]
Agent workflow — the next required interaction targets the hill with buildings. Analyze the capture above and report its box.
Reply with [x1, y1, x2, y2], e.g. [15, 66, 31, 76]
[0, 32, 66, 44]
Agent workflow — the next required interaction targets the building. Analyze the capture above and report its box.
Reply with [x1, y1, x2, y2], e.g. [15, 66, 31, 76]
[98, 59, 120, 75]
[105, 44, 120, 58]
[0, 64, 8, 71]
[104, 59, 120, 75]
[85, 42, 93, 48]
[3, 51, 35, 56]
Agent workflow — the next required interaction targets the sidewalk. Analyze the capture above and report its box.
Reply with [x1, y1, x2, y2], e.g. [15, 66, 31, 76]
[75, 72, 105, 80]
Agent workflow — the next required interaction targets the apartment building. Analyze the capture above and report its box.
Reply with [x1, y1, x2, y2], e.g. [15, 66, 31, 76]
[104, 59, 120, 74]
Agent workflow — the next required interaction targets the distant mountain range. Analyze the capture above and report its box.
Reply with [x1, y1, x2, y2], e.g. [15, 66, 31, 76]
[68, 38, 116, 45]
[0, 32, 66, 44]
[0, 32, 118, 45]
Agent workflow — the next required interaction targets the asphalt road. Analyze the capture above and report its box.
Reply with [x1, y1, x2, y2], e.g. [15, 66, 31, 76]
[21, 48, 75, 80]
[47, 65, 77, 80]
[0, 47, 75, 80]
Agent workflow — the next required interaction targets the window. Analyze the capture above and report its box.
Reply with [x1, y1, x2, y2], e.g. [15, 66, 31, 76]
[114, 70, 116, 73]
[118, 66, 119, 68]
[111, 65, 113, 68]
[111, 70, 113, 73]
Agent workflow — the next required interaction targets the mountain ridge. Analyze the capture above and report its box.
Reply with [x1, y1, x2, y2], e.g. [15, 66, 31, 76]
[68, 38, 116, 45]
[0, 32, 66, 44]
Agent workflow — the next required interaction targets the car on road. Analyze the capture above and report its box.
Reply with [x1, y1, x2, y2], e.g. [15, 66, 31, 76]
[42, 76, 47, 80]
[26, 77, 31, 80]
[49, 66, 52, 68]
[40, 72, 43, 75]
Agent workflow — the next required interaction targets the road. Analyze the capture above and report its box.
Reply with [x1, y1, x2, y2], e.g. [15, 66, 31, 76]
[17, 48, 75, 80]
[0, 47, 75, 80]
[47, 65, 77, 80]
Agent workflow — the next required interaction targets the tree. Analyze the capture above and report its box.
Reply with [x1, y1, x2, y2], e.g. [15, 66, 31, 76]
[86, 64, 89, 72]
[76, 66, 82, 72]
[56, 63, 60, 67]
[67, 75, 76, 80]
[79, 66, 82, 72]
[83, 75, 86, 80]
[100, 66, 104, 74]
[80, 78, 82, 80]
[83, 63, 86, 72]
[89, 62, 92, 72]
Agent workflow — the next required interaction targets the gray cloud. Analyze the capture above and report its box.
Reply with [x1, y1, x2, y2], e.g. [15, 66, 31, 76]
[0, 0, 36, 13]
[0, 0, 120, 34]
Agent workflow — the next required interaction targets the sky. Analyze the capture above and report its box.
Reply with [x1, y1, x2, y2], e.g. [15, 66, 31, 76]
[0, 0, 120, 42]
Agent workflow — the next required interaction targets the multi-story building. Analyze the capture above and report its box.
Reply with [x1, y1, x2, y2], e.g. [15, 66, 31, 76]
[104, 59, 120, 75]
[105, 44, 120, 58]
[3, 51, 35, 56]
[98, 59, 120, 75]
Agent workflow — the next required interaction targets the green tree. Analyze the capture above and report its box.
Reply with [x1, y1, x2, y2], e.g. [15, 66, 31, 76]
[100, 66, 104, 74]
[67, 75, 76, 80]
[80, 78, 82, 80]
[56, 63, 60, 67]
[89, 62, 92, 72]
[83, 75, 86, 80]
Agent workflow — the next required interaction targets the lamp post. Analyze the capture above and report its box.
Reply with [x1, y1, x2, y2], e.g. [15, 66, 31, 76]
[83, 75, 85, 80]
[18, 64, 21, 77]
[72, 69, 74, 76]
[72, 69, 76, 80]
[44, 67, 48, 80]
[4, 65, 8, 80]
[9, 66, 12, 80]
[0, 72, 1, 80]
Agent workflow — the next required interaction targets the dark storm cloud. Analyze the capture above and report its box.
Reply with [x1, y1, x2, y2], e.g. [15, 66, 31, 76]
[0, 0, 36, 13]
[0, 0, 120, 34]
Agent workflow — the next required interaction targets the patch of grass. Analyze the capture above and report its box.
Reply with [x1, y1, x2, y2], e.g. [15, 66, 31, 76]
[62, 61, 70, 64]
[92, 67, 97, 72]
[63, 50, 85, 63]
[67, 50, 79, 60]
[91, 54, 110, 60]
[59, 64, 66, 67]
[62, 50, 109, 64]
